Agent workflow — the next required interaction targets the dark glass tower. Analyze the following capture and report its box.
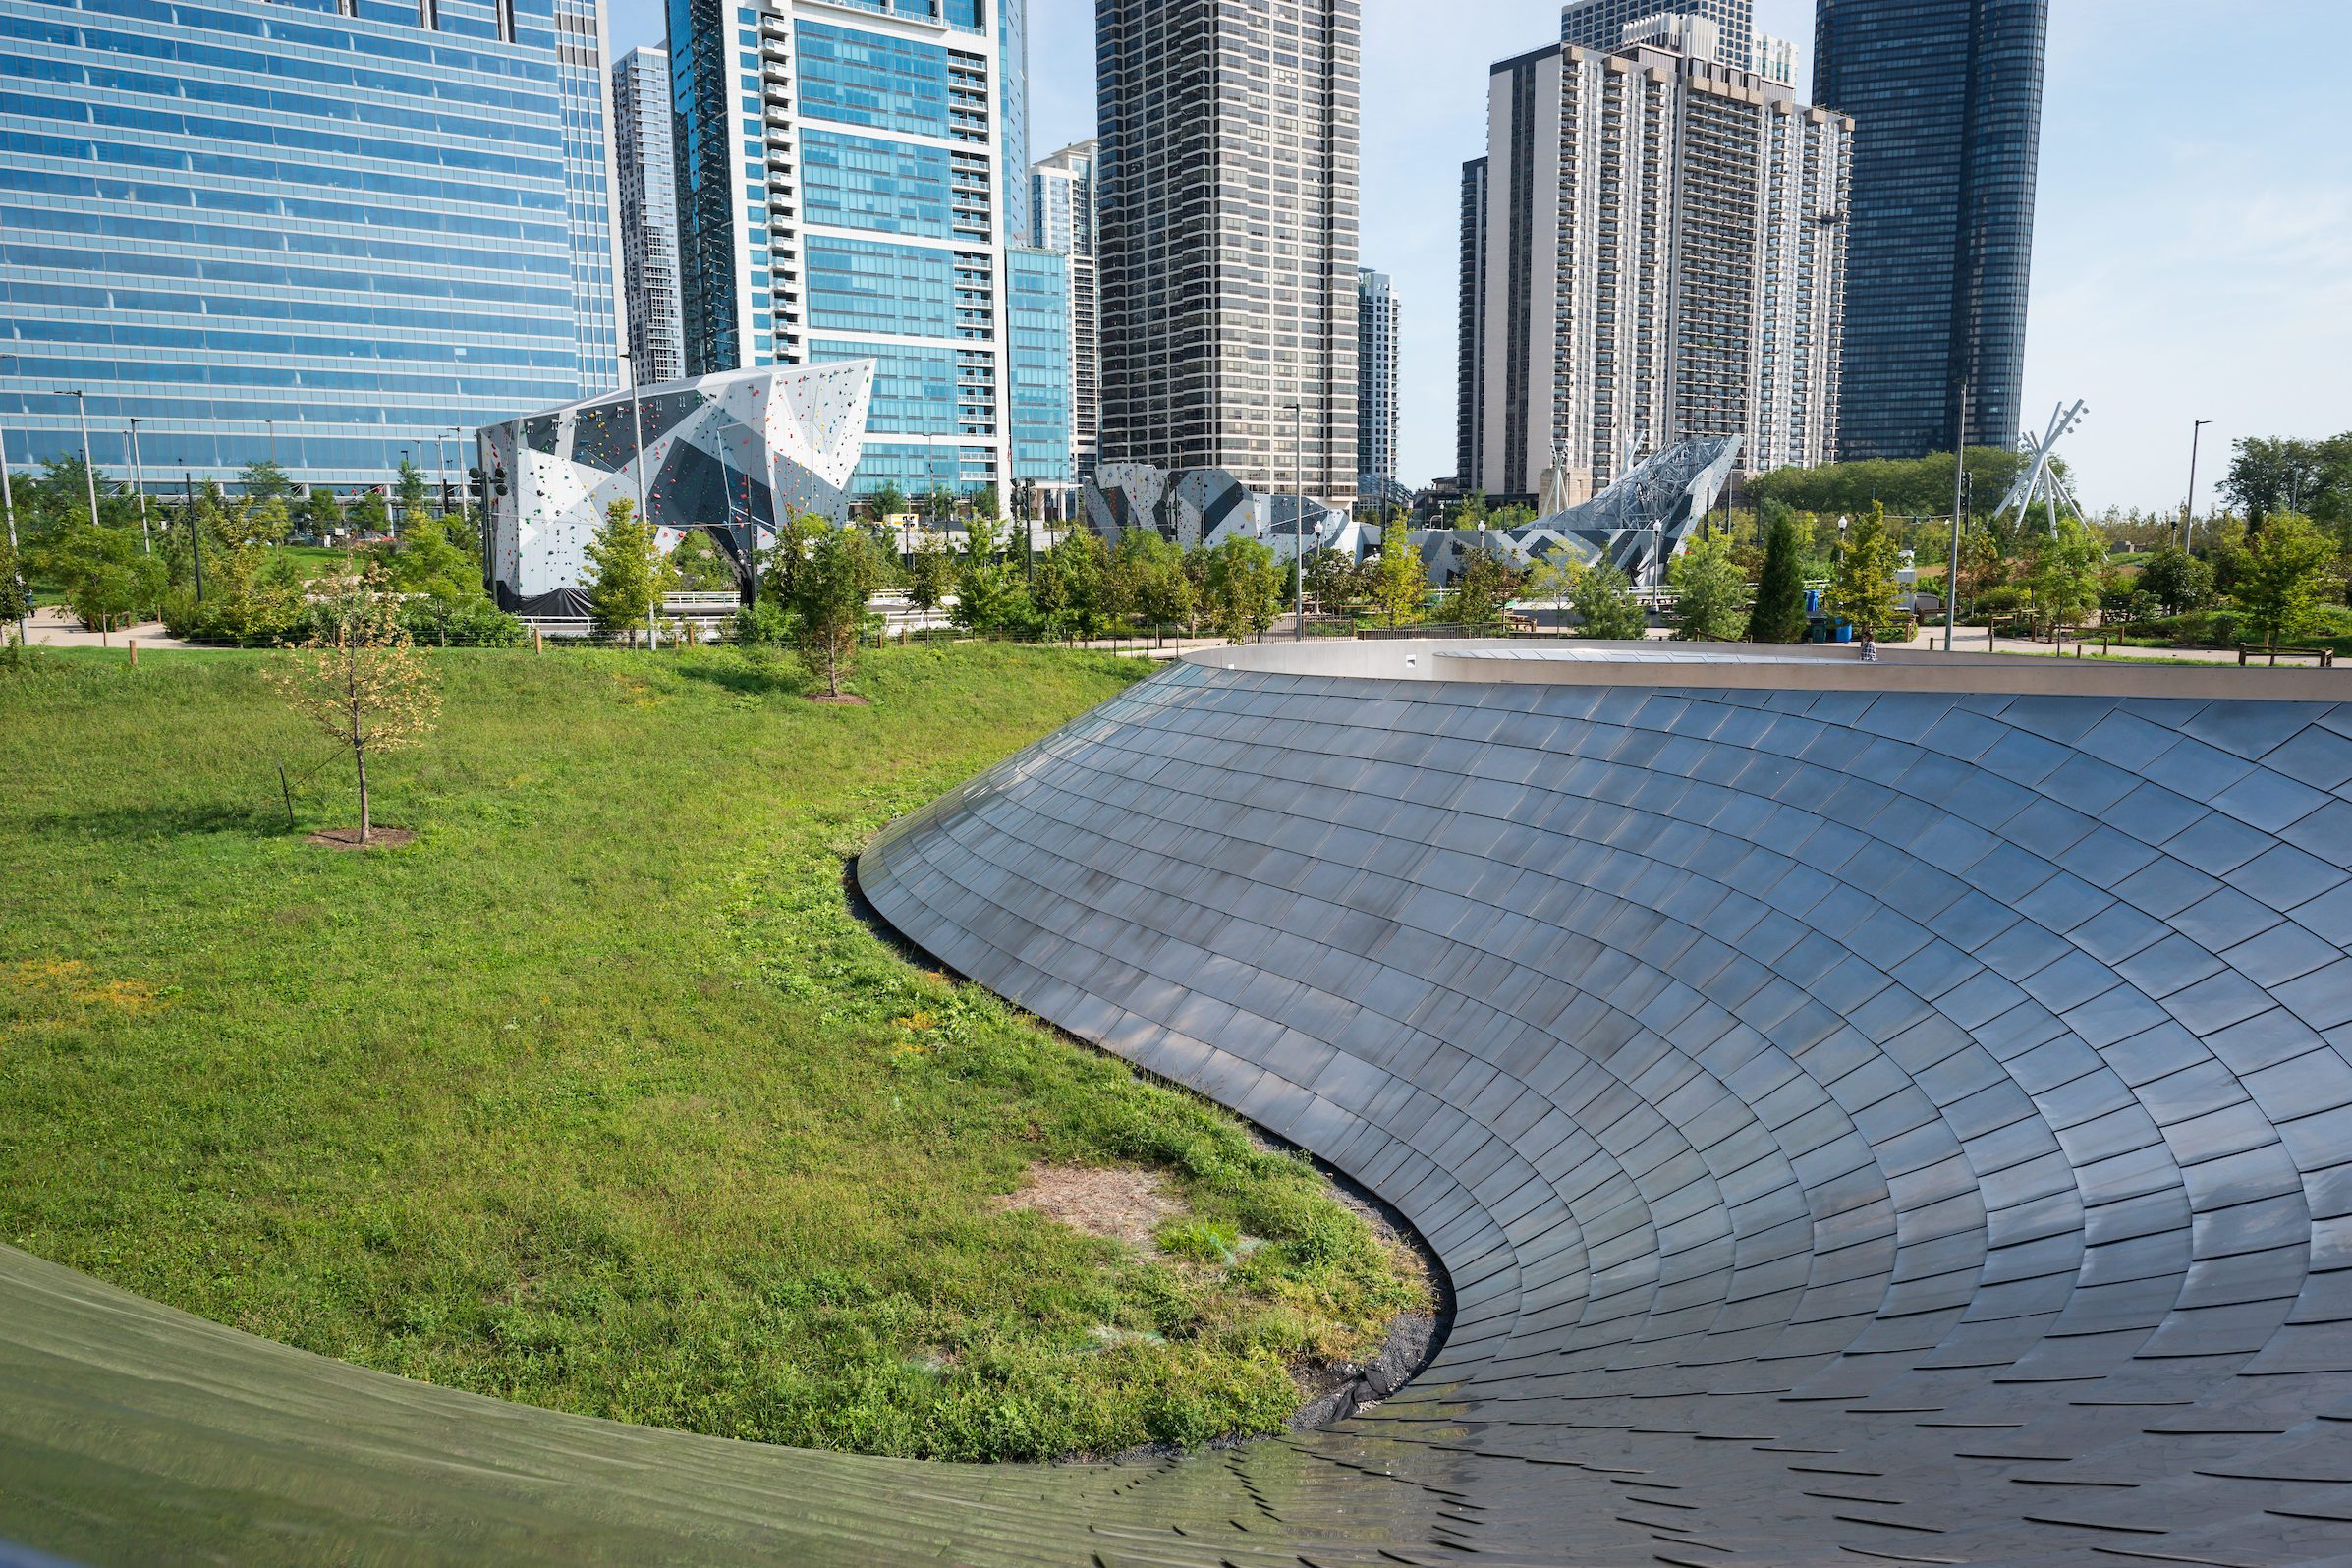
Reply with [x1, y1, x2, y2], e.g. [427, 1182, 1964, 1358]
[1814, 0, 2048, 459]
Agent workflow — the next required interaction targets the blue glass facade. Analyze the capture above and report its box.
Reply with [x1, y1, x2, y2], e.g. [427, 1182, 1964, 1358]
[0, 0, 621, 487]
[1814, 0, 2047, 459]
[672, 0, 1029, 501]
[1006, 246, 1067, 486]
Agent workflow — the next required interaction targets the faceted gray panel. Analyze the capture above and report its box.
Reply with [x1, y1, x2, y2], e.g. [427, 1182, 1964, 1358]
[4, 650, 2350, 1566]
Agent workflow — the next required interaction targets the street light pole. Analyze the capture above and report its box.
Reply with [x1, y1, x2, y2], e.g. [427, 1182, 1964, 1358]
[619, 350, 648, 525]
[2183, 419, 2212, 550]
[265, 418, 277, 469]
[53, 390, 102, 530]
[1, 437, 19, 644]
[1290, 402, 1306, 641]
[1945, 382, 1968, 652]
[126, 417, 151, 553]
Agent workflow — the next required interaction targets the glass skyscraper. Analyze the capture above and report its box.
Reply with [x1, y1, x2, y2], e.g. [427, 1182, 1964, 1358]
[1006, 245, 1070, 499]
[0, 0, 624, 488]
[1814, 0, 2049, 459]
[614, 47, 686, 387]
[670, 0, 1049, 503]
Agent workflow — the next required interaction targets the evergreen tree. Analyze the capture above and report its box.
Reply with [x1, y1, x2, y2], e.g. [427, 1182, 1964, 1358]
[1747, 511, 1809, 643]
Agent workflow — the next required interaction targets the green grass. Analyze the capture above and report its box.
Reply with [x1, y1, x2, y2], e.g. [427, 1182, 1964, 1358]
[0, 644, 1425, 1461]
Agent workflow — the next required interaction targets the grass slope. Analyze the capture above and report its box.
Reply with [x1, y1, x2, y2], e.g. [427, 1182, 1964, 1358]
[0, 645, 1423, 1460]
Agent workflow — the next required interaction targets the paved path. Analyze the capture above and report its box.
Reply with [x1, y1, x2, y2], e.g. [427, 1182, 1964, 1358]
[14, 606, 194, 651]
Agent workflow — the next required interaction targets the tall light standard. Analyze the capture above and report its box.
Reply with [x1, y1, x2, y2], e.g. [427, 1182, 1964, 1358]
[2183, 419, 2212, 549]
[125, 417, 152, 553]
[54, 389, 101, 530]
[617, 350, 648, 525]
[1287, 402, 1306, 640]
[0, 355, 23, 644]
[264, 418, 277, 470]
[1945, 381, 1969, 652]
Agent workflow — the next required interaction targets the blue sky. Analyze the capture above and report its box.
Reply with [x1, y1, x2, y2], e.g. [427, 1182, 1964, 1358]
[612, 0, 2352, 512]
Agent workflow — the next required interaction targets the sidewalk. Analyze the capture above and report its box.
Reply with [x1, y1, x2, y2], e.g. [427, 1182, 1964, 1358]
[15, 606, 195, 651]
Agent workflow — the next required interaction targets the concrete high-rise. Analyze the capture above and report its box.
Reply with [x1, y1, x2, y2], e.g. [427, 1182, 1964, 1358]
[1814, 0, 2048, 459]
[1356, 269, 1400, 497]
[1095, 0, 1361, 506]
[0, 0, 624, 488]
[1455, 158, 1488, 491]
[1032, 141, 1099, 480]
[1459, 35, 1851, 503]
[613, 49, 686, 389]
[671, 0, 1048, 502]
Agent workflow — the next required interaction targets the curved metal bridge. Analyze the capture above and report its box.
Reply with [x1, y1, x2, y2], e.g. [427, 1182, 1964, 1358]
[6, 644, 2350, 1566]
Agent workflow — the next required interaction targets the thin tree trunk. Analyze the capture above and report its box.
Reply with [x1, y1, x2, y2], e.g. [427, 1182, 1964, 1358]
[356, 744, 370, 843]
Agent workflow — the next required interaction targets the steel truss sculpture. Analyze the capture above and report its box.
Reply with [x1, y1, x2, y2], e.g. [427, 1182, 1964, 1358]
[1994, 399, 2091, 535]
[476, 363, 872, 614]
[5, 645, 2351, 1566]
[1413, 435, 1744, 588]
[1085, 462, 1364, 560]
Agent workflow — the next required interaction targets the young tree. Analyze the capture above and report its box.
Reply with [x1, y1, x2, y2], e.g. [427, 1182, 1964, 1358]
[1746, 510, 1810, 643]
[2027, 517, 2107, 639]
[1034, 527, 1117, 643]
[394, 459, 431, 522]
[239, 459, 295, 504]
[1303, 546, 1365, 618]
[667, 528, 738, 592]
[971, 482, 1003, 525]
[303, 487, 345, 540]
[380, 511, 481, 599]
[0, 532, 24, 616]
[1203, 535, 1280, 642]
[265, 566, 440, 844]
[1120, 531, 1193, 642]
[791, 521, 882, 698]
[1824, 502, 1902, 637]
[39, 522, 166, 642]
[2138, 545, 2214, 617]
[583, 498, 677, 645]
[905, 527, 953, 617]
[1448, 547, 1524, 631]
[866, 480, 908, 527]
[1572, 561, 1648, 641]
[349, 489, 394, 538]
[1669, 532, 1749, 641]
[1369, 540, 1428, 628]
[2233, 513, 2337, 650]
[951, 512, 1024, 632]
[1524, 553, 1584, 629]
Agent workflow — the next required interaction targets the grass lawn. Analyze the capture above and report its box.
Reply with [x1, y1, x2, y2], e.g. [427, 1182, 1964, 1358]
[0, 644, 1424, 1461]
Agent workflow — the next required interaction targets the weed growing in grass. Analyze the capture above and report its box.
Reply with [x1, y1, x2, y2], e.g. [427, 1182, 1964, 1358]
[0, 644, 1428, 1461]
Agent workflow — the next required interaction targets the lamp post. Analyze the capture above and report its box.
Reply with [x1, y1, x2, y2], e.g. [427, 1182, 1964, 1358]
[1289, 402, 1306, 641]
[1945, 381, 1968, 653]
[126, 417, 151, 553]
[54, 389, 102, 531]
[618, 350, 648, 526]
[2183, 419, 2212, 550]
[264, 418, 277, 469]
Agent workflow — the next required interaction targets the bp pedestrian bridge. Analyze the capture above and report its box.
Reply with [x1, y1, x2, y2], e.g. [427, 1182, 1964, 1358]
[7, 644, 2351, 1566]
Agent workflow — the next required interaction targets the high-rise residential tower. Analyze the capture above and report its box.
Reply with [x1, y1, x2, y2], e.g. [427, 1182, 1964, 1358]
[1814, 0, 2048, 458]
[0, 0, 624, 489]
[614, 49, 687, 388]
[1032, 141, 1099, 480]
[1475, 44, 1563, 501]
[1455, 158, 1489, 490]
[670, 0, 1047, 502]
[1096, 0, 1360, 506]
[1356, 269, 1400, 498]
[1459, 34, 1850, 502]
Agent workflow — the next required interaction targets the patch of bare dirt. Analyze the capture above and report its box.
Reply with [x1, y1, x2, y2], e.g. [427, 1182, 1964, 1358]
[808, 694, 871, 706]
[992, 1164, 1184, 1252]
[305, 827, 418, 851]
